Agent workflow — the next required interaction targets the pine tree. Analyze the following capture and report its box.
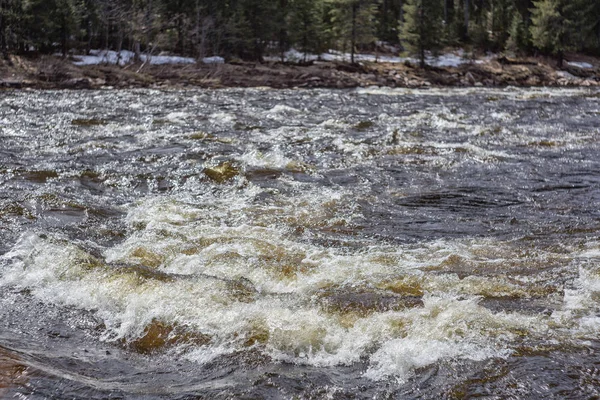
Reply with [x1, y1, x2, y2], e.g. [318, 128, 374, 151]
[400, 0, 443, 68]
[506, 9, 530, 54]
[162, 0, 196, 54]
[0, 0, 24, 56]
[289, 0, 326, 59]
[530, 0, 592, 66]
[565, 0, 598, 53]
[232, 0, 279, 61]
[377, 0, 402, 44]
[591, 0, 600, 53]
[328, 0, 378, 64]
[489, 0, 515, 51]
[24, 0, 78, 55]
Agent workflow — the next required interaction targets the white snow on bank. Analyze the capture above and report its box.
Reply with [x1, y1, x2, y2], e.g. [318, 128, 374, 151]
[202, 56, 225, 64]
[73, 48, 496, 68]
[265, 48, 486, 67]
[72, 49, 223, 66]
[557, 70, 578, 80]
[567, 61, 594, 69]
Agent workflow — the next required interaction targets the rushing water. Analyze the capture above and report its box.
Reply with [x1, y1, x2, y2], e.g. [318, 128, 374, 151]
[1, 87, 600, 398]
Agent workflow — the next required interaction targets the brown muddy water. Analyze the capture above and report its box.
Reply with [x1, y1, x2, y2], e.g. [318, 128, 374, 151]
[1, 87, 600, 399]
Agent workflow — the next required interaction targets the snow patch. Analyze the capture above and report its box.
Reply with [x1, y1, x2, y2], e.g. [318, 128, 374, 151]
[567, 61, 594, 69]
[202, 56, 225, 64]
[265, 48, 485, 67]
[72, 49, 218, 66]
[557, 70, 578, 80]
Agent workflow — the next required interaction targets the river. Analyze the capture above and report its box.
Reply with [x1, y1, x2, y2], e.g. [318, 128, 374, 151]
[1, 87, 600, 398]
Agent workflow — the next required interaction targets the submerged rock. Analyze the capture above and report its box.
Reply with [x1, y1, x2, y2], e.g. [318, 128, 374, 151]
[71, 118, 106, 126]
[377, 277, 425, 297]
[130, 247, 164, 268]
[354, 120, 374, 131]
[204, 161, 240, 183]
[225, 277, 259, 303]
[23, 170, 59, 183]
[0, 347, 29, 392]
[315, 285, 423, 317]
[0, 202, 35, 220]
[128, 319, 211, 354]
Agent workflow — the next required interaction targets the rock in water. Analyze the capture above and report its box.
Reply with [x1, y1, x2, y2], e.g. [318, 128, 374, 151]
[204, 161, 240, 183]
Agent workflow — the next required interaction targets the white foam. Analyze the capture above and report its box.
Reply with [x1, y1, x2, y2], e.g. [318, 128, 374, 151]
[209, 112, 236, 126]
[365, 293, 542, 381]
[165, 112, 190, 123]
[1, 184, 595, 381]
[239, 147, 293, 169]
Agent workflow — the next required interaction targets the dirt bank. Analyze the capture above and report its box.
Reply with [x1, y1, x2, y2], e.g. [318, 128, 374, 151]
[0, 54, 598, 90]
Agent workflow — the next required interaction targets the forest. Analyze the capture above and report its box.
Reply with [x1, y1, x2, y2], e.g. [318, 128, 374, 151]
[0, 0, 599, 67]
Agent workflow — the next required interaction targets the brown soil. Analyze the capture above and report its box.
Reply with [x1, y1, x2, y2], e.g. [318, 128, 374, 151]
[0, 53, 598, 90]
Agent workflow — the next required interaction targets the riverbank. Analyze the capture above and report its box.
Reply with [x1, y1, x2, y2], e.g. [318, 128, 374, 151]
[0, 53, 599, 90]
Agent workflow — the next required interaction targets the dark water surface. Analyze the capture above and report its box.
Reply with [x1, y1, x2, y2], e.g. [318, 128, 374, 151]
[1, 87, 600, 398]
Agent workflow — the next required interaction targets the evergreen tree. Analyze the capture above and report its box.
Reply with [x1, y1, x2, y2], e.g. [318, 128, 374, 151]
[506, 8, 531, 53]
[224, 8, 254, 59]
[377, 0, 402, 44]
[24, 0, 78, 55]
[463, 0, 470, 40]
[400, 0, 443, 68]
[0, 0, 24, 56]
[289, 0, 326, 59]
[232, 0, 279, 61]
[530, 0, 591, 66]
[530, 0, 564, 64]
[162, 0, 196, 54]
[567, 0, 598, 53]
[591, 0, 600, 53]
[328, 0, 378, 63]
[489, 0, 515, 50]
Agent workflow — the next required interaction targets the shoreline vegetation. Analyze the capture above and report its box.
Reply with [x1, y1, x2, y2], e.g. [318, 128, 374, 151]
[0, 52, 598, 90]
[1, 0, 599, 90]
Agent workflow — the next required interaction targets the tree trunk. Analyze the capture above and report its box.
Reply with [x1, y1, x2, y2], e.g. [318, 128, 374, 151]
[351, 2, 357, 64]
[303, 20, 308, 62]
[464, 0, 470, 40]
[419, 4, 425, 68]
[133, 41, 140, 62]
[194, 0, 200, 60]
[146, 0, 153, 58]
[382, 0, 388, 39]
[61, 16, 68, 58]
[0, 0, 7, 58]
[177, 16, 183, 54]
[399, 0, 403, 23]
[116, 24, 123, 65]
[444, 0, 448, 23]
[557, 50, 563, 68]
[279, 0, 287, 62]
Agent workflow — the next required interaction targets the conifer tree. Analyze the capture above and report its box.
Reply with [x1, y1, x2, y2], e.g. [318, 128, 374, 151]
[25, 0, 78, 55]
[591, 0, 600, 53]
[489, 0, 514, 50]
[506, 9, 530, 53]
[400, 0, 443, 68]
[0, 0, 24, 56]
[530, 0, 589, 66]
[328, 0, 378, 63]
[233, 0, 279, 61]
[377, 0, 402, 44]
[289, 0, 326, 59]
